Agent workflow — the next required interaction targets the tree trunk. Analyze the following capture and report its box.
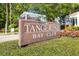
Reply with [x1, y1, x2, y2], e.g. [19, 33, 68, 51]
[5, 3, 8, 34]
[9, 3, 12, 26]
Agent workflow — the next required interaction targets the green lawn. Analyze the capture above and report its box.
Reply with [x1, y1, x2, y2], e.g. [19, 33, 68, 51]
[0, 37, 79, 56]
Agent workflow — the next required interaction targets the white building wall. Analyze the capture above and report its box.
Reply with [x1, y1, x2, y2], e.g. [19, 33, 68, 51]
[77, 12, 79, 26]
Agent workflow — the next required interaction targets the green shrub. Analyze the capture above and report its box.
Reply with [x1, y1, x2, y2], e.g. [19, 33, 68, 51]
[8, 24, 16, 29]
[65, 26, 74, 30]
[15, 28, 18, 32]
[72, 26, 79, 30]
[8, 24, 17, 32]
[65, 26, 79, 31]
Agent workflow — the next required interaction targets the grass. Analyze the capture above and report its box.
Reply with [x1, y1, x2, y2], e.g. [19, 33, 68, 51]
[0, 37, 79, 56]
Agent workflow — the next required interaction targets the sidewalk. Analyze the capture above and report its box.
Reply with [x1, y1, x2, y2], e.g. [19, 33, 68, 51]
[0, 34, 19, 43]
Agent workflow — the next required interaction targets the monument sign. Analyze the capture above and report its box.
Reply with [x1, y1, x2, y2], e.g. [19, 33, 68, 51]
[19, 19, 60, 47]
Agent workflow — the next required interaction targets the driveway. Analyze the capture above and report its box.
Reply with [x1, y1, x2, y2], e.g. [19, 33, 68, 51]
[0, 34, 19, 43]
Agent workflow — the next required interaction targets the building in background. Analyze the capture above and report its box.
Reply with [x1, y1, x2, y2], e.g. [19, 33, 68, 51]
[57, 11, 79, 29]
[20, 12, 47, 22]
[65, 11, 79, 27]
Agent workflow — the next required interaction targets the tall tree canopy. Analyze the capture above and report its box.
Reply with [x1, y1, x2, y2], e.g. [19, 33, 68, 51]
[0, 3, 79, 29]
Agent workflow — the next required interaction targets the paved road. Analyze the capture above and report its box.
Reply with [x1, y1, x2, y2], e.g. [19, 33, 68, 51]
[0, 34, 19, 43]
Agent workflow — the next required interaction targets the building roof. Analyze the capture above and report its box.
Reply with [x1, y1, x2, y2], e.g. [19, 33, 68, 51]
[20, 11, 46, 18]
[69, 11, 79, 18]
[20, 11, 47, 22]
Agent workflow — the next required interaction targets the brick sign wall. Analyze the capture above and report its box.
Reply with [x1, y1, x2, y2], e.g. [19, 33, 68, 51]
[19, 19, 60, 47]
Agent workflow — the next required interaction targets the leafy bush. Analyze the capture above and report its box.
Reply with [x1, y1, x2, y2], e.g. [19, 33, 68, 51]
[8, 24, 16, 29]
[65, 26, 79, 31]
[65, 26, 74, 30]
[8, 24, 17, 32]
[15, 28, 18, 32]
[72, 26, 79, 30]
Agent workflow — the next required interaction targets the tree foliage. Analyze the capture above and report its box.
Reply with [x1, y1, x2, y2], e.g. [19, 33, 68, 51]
[0, 3, 79, 29]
